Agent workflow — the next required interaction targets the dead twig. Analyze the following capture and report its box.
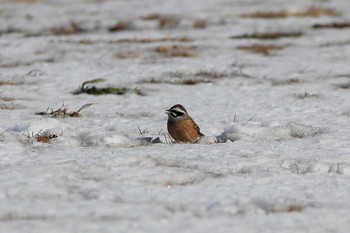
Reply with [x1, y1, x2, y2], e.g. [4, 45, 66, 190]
[248, 114, 256, 121]
[137, 126, 149, 135]
[69, 103, 95, 117]
[157, 129, 163, 135]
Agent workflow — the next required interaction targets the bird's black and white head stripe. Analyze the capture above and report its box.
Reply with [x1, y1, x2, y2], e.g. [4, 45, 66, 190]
[170, 109, 185, 117]
[166, 104, 188, 118]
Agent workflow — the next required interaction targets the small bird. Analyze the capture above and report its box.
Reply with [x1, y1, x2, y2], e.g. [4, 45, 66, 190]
[166, 104, 204, 143]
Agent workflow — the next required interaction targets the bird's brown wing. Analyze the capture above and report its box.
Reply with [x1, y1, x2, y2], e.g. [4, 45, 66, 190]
[190, 117, 204, 138]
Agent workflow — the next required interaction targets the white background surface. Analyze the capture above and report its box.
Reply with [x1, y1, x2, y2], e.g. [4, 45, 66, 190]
[1, 0, 350, 232]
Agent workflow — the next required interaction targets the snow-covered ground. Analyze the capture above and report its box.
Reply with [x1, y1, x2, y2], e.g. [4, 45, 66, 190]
[1, 0, 350, 232]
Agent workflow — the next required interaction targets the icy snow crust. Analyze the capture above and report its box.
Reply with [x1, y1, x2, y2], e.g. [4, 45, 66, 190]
[1, 0, 350, 232]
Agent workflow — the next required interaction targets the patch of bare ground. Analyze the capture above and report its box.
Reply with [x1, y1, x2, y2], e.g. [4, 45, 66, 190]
[76, 36, 193, 45]
[193, 19, 206, 29]
[333, 74, 350, 89]
[118, 36, 192, 43]
[312, 22, 350, 29]
[0, 213, 50, 222]
[0, 28, 23, 36]
[0, 104, 14, 110]
[50, 21, 86, 35]
[26, 21, 88, 37]
[154, 45, 196, 57]
[108, 20, 133, 32]
[270, 78, 301, 86]
[0, 95, 14, 102]
[141, 14, 162, 20]
[0, 81, 21, 86]
[241, 7, 340, 18]
[73, 78, 146, 96]
[238, 44, 286, 55]
[231, 32, 303, 40]
[336, 82, 350, 89]
[117, 51, 138, 59]
[141, 70, 242, 85]
[335, 74, 350, 78]
[140, 14, 179, 29]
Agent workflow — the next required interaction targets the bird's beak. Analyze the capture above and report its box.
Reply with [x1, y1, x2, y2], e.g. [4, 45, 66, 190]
[165, 109, 170, 114]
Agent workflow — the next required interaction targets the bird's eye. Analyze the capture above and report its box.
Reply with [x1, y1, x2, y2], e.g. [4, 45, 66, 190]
[171, 110, 184, 117]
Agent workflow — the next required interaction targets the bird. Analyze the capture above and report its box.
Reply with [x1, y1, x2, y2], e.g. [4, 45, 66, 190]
[166, 104, 204, 143]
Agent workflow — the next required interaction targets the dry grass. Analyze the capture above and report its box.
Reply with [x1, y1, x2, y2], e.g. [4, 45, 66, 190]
[140, 14, 180, 29]
[241, 7, 340, 18]
[141, 77, 208, 85]
[238, 44, 286, 55]
[0, 95, 14, 102]
[336, 82, 350, 89]
[75, 78, 126, 95]
[0, 81, 21, 86]
[0, 104, 14, 110]
[285, 205, 303, 213]
[50, 21, 85, 35]
[231, 32, 303, 40]
[271, 78, 301, 86]
[312, 22, 350, 29]
[74, 78, 144, 96]
[77, 36, 193, 45]
[24, 130, 57, 144]
[158, 15, 179, 29]
[141, 14, 162, 20]
[117, 51, 138, 59]
[194, 70, 229, 79]
[108, 21, 132, 32]
[335, 74, 350, 78]
[155, 45, 195, 57]
[24, 21, 90, 37]
[117, 36, 192, 43]
[141, 70, 229, 85]
[36, 103, 94, 118]
[193, 19, 207, 29]
[0, 28, 22, 36]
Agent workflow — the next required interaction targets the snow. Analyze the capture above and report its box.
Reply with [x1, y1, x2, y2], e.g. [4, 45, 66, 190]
[1, 0, 350, 232]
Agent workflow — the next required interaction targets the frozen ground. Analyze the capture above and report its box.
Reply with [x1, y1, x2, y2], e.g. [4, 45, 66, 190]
[1, 0, 350, 232]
